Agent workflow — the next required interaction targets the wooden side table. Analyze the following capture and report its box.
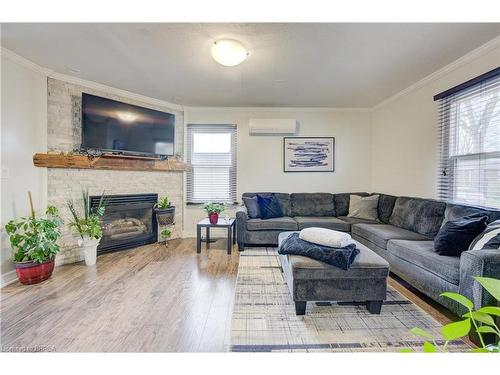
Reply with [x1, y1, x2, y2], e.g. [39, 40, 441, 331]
[196, 218, 236, 254]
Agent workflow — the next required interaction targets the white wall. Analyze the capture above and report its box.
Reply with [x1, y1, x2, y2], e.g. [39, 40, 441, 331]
[1, 50, 48, 286]
[183, 108, 372, 237]
[371, 41, 500, 198]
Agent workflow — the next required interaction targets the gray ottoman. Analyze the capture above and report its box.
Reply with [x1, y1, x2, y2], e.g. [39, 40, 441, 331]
[278, 231, 390, 315]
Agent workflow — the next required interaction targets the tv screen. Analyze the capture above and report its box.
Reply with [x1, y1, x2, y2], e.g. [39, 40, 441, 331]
[81, 93, 175, 157]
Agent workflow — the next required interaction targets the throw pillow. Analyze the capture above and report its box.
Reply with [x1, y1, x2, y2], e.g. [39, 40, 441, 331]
[469, 219, 500, 250]
[242, 196, 260, 218]
[347, 194, 380, 221]
[257, 193, 284, 219]
[299, 227, 354, 248]
[434, 214, 488, 256]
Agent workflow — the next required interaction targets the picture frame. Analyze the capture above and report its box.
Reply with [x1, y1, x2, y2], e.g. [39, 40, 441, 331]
[283, 137, 335, 172]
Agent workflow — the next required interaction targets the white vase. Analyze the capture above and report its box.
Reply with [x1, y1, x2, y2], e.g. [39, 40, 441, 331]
[78, 236, 101, 266]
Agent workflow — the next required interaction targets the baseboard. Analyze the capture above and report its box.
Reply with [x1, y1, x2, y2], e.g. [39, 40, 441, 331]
[1, 270, 18, 288]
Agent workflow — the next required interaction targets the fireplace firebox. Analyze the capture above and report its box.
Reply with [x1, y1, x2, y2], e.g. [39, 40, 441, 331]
[90, 193, 158, 255]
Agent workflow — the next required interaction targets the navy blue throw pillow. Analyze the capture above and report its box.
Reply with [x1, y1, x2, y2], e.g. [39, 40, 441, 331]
[434, 214, 488, 256]
[257, 194, 284, 219]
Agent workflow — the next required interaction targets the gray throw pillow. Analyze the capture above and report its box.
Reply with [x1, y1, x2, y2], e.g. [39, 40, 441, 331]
[347, 194, 379, 221]
[242, 196, 260, 218]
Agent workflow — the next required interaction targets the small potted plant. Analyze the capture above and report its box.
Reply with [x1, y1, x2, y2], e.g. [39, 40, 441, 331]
[67, 190, 107, 266]
[154, 196, 175, 226]
[5, 193, 64, 285]
[160, 228, 172, 247]
[203, 203, 225, 225]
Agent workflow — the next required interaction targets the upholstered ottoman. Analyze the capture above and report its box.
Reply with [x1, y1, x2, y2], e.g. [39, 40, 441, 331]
[278, 231, 390, 315]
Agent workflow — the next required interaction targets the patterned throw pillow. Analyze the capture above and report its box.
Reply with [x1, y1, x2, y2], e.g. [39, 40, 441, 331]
[257, 194, 284, 219]
[469, 220, 500, 250]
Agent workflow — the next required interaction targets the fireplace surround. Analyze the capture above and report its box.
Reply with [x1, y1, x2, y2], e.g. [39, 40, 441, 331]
[90, 193, 158, 255]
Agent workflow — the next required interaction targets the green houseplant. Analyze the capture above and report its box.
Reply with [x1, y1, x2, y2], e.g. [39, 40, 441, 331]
[404, 276, 500, 353]
[154, 196, 175, 226]
[67, 190, 107, 266]
[160, 228, 172, 247]
[5, 192, 63, 285]
[203, 203, 225, 225]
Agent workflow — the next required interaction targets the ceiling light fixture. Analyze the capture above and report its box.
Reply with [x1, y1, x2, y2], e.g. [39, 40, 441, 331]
[211, 39, 248, 67]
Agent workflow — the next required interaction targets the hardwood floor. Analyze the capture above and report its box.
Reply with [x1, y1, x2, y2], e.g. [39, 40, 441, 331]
[1, 239, 465, 352]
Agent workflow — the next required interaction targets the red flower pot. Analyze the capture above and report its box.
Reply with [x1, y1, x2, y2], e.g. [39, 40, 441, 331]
[208, 212, 219, 225]
[14, 257, 55, 285]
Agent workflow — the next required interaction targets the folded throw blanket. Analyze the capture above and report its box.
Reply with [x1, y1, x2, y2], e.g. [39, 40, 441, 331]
[299, 227, 354, 248]
[278, 233, 359, 270]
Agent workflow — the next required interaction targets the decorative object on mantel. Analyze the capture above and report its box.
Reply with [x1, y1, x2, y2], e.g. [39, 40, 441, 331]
[283, 137, 335, 172]
[203, 203, 225, 225]
[5, 192, 64, 285]
[33, 153, 191, 172]
[67, 190, 108, 266]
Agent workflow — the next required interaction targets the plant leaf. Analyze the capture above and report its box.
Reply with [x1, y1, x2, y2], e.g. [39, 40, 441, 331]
[441, 319, 471, 341]
[471, 348, 490, 353]
[476, 326, 499, 335]
[399, 348, 414, 353]
[477, 306, 500, 317]
[410, 327, 434, 339]
[423, 341, 438, 353]
[463, 311, 496, 326]
[440, 292, 474, 310]
[474, 277, 500, 301]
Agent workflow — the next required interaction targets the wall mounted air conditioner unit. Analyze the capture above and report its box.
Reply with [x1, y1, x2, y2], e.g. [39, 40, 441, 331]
[249, 119, 298, 135]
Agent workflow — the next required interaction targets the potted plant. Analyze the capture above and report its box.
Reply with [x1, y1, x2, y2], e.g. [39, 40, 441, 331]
[160, 228, 172, 247]
[67, 190, 107, 266]
[203, 203, 225, 225]
[5, 193, 64, 285]
[154, 196, 175, 226]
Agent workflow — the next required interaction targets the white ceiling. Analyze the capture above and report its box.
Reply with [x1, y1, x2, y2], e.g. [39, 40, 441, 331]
[1, 23, 499, 107]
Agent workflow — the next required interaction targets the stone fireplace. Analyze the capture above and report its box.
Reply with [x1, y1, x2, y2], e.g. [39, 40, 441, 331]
[91, 193, 158, 255]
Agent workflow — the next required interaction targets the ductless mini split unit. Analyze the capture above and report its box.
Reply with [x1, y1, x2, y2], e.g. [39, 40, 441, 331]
[248, 119, 298, 135]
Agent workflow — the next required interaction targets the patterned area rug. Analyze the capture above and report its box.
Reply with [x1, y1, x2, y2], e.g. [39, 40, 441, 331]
[230, 248, 471, 352]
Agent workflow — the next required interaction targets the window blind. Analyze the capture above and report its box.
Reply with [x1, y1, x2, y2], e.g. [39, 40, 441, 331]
[436, 68, 500, 209]
[186, 124, 237, 204]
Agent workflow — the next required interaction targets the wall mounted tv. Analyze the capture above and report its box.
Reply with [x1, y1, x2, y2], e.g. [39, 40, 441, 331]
[81, 93, 175, 158]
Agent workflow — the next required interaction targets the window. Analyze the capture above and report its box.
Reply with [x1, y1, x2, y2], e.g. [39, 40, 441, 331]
[186, 124, 237, 204]
[436, 68, 500, 208]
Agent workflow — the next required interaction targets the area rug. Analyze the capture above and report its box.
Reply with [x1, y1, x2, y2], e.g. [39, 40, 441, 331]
[229, 248, 471, 352]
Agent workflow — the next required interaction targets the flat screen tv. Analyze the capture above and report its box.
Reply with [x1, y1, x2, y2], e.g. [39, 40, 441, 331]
[81, 93, 175, 157]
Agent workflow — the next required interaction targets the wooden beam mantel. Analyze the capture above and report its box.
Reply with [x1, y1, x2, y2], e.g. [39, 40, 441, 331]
[33, 153, 191, 173]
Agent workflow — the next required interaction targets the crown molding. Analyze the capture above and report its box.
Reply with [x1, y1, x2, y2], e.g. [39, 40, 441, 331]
[184, 106, 371, 113]
[1, 46, 184, 112]
[371, 35, 500, 111]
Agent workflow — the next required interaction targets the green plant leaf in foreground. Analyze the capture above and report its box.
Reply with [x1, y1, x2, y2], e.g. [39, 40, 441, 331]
[471, 348, 490, 353]
[441, 319, 471, 341]
[477, 306, 500, 316]
[476, 326, 499, 336]
[410, 327, 434, 339]
[474, 277, 500, 301]
[399, 348, 414, 353]
[423, 341, 438, 353]
[440, 292, 474, 310]
[463, 311, 496, 326]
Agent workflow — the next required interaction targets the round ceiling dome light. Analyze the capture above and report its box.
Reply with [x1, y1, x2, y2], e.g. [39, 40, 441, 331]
[211, 39, 248, 67]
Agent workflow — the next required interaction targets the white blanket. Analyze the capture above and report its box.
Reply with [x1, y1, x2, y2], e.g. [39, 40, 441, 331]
[299, 227, 354, 248]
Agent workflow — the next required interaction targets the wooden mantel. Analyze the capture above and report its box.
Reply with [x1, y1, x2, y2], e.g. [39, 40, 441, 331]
[33, 153, 191, 172]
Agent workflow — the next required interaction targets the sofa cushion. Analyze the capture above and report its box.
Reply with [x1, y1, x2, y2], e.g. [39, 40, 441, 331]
[290, 193, 335, 217]
[376, 193, 397, 224]
[257, 194, 284, 219]
[294, 216, 350, 231]
[333, 192, 370, 217]
[242, 192, 291, 216]
[352, 223, 430, 249]
[242, 196, 260, 218]
[347, 194, 380, 220]
[387, 239, 460, 285]
[337, 216, 379, 225]
[441, 203, 500, 228]
[434, 214, 488, 256]
[246, 216, 298, 231]
[389, 197, 446, 237]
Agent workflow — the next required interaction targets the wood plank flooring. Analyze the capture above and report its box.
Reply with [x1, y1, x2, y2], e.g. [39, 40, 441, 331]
[1, 239, 464, 352]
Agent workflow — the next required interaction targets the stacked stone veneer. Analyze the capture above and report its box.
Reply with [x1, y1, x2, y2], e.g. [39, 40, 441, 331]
[47, 78, 184, 265]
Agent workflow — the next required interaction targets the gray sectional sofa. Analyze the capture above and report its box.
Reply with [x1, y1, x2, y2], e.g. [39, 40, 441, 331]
[236, 192, 500, 316]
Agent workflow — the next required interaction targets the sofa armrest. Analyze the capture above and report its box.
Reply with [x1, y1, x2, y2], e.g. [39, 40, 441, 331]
[459, 249, 500, 310]
[236, 205, 249, 246]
